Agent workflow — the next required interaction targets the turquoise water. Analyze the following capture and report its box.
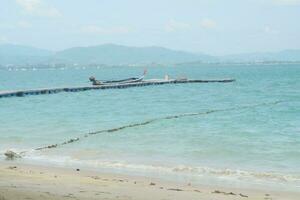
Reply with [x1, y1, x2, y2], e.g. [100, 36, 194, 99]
[1, 64, 300, 191]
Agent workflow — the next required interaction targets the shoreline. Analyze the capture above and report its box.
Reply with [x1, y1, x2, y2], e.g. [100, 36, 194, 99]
[0, 161, 299, 200]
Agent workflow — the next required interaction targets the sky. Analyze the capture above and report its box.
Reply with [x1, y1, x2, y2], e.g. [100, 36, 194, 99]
[0, 0, 299, 55]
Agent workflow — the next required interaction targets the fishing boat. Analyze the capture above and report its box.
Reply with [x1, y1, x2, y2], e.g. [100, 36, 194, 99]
[89, 69, 147, 85]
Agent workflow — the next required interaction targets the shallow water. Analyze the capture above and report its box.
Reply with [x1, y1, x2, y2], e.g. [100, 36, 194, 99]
[1, 64, 300, 191]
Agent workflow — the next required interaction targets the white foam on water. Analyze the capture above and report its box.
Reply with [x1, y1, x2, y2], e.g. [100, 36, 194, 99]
[15, 151, 300, 189]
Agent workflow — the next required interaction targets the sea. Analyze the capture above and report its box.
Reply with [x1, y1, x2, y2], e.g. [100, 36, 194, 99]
[0, 64, 299, 191]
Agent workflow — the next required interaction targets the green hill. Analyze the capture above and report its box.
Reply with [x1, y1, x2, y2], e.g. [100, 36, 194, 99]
[52, 44, 214, 65]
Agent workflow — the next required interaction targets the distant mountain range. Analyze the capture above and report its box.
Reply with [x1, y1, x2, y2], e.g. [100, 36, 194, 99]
[0, 43, 300, 66]
[53, 44, 215, 65]
[0, 44, 53, 65]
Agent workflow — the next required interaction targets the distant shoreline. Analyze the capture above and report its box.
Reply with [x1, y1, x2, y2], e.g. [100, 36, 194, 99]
[1, 61, 300, 70]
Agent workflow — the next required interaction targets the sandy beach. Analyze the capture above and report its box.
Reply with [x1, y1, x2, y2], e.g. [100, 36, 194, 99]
[0, 162, 298, 200]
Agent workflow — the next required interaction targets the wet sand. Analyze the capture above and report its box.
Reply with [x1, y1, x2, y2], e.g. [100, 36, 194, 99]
[0, 162, 298, 200]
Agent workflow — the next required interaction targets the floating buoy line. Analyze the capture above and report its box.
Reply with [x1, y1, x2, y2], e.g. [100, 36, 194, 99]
[3, 100, 284, 160]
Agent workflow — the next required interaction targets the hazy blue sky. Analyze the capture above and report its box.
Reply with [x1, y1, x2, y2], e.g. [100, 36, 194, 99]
[0, 0, 299, 55]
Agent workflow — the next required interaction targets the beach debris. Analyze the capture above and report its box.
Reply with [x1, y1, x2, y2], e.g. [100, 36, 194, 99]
[212, 190, 236, 196]
[264, 194, 272, 199]
[149, 182, 156, 186]
[76, 168, 80, 171]
[4, 150, 22, 160]
[194, 189, 201, 193]
[212, 190, 222, 194]
[94, 191, 111, 195]
[239, 193, 248, 198]
[7, 166, 17, 170]
[90, 176, 100, 180]
[112, 179, 125, 182]
[62, 193, 75, 198]
[167, 188, 184, 191]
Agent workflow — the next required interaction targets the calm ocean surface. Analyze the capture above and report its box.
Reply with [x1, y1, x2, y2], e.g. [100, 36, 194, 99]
[0, 64, 299, 190]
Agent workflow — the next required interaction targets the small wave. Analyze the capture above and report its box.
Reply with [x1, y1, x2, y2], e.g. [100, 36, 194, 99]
[83, 161, 300, 183]
[18, 152, 300, 183]
[172, 166, 300, 182]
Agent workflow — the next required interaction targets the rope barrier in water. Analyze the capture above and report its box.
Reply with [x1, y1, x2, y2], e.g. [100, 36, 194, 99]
[4, 100, 284, 159]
